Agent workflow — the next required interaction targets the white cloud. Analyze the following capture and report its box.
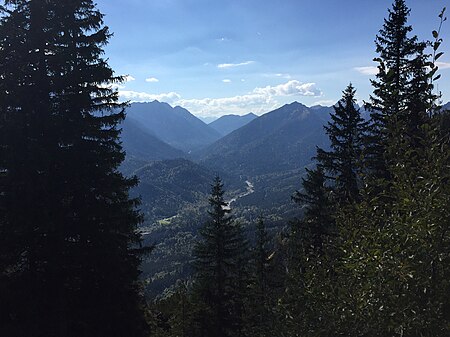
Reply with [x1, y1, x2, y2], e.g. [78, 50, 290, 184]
[124, 75, 136, 82]
[263, 73, 292, 79]
[436, 61, 450, 69]
[178, 94, 278, 116]
[222, 79, 232, 83]
[354, 66, 378, 75]
[218, 61, 254, 69]
[119, 90, 181, 104]
[313, 99, 335, 106]
[252, 80, 321, 97]
[179, 80, 321, 116]
[145, 77, 159, 83]
[119, 80, 321, 117]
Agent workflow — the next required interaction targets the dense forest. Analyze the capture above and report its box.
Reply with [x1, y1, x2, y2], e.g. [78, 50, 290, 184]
[1, 1, 449, 337]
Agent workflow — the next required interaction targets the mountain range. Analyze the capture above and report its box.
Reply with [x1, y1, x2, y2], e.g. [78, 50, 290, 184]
[125, 101, 221, 153]
[208, 113, 258, 136]
[197, 102, 331, 176]
[119, 99, 449, 296]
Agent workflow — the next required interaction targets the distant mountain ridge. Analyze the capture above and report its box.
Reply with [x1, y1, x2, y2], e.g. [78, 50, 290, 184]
[198, 102, 332, 176]
[209, 113, 258, 136]
[125, 101, 222, 153]
[121, 117, 184, 161]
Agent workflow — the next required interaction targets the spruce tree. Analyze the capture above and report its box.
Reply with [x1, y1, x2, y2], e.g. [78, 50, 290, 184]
[0, 1, 148, 336]
[316, 83, 367, 204]
[334, 5, 450, 336]
[283, 167, 338, 336]
[192, 177, 249, 337]
[292, 166, 334, 251]
[365, 0, 424, 179]
[245, 217, 273, 337]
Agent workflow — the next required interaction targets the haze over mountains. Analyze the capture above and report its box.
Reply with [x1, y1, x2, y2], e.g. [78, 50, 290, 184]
[119, 99, 450, 297]
[198, 102, 331, 176]
[125, 101, 221, 152]
[120, 99, 335, 227]
[208, 113, 258, 136]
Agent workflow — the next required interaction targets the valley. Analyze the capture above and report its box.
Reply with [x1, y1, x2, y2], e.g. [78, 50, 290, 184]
[120, 100, 333, 296]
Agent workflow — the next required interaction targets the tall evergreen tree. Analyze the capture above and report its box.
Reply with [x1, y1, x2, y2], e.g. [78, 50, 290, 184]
[292, 166, 334, 251]
[334, 5, 450, 336]
[317, 83, 367, 204]
[283, 167, 338, 336]
[365, 0, 425, 179]
[192, 177, 249, 337]
[0, 1, 148, 336]
[245, 217, 273, 337]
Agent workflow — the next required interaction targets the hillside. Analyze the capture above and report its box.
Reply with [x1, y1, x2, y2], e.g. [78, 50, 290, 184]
[209, 112, 257, 136]
[125, 101, 222, 153]
[198, 102, 331, 176]
[132, 158, 217, 223]
[120, 117, 185, 175]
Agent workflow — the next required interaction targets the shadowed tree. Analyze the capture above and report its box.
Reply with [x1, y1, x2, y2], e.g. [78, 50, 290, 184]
[0, 1, 149, 336]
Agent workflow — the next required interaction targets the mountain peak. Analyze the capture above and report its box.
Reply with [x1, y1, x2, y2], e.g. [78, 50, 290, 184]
[125, 102, 221, 152]
[208, 112, 258, 136]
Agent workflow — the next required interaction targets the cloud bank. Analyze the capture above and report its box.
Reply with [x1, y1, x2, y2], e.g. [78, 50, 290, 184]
[118, 80, 322, 117]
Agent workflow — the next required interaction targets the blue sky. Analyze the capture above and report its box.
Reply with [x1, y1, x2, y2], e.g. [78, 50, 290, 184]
[96, 0, 450, 118]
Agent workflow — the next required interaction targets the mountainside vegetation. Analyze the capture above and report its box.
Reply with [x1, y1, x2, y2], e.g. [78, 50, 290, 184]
[1, 0, 449, 336]
[198, 101, 331, 176]
[148, 2, 450, 337]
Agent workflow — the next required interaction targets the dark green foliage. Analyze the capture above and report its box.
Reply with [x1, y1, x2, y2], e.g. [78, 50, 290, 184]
[284, 165, 338, 336]
[244, 217, 274, 337]
[132, 158, 217, 223]
[317, 83, 367, 204]
[292, 167, 334, 251]
[337, 114, 450, 336]
[192, 177, 249, 337]
[365, 0, 426, 179]
[0, 1, 148, 336]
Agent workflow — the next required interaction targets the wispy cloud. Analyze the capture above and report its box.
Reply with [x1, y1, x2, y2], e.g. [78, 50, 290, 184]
[354, 66, 378, 76]
[263, 73, 292, 79]
[436, 61, 450, 69]
[145, 77, 159, 83]
[218, 61, 255, 69]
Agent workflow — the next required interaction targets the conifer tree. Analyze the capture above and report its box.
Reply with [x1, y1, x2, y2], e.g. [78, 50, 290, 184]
[365, 0, 425, 179]
[283, 167, 338, 336]
[192, 177, 249, 337]
[245, 217, 273, 337]
[334, 5, 450, 336]
[0, 1, 148, 336]
[317, 83, 367, 204]
[292, 166, 334, 251]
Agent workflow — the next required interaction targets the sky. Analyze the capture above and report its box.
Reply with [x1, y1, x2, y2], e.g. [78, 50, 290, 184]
[96, 0, 450, 118]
